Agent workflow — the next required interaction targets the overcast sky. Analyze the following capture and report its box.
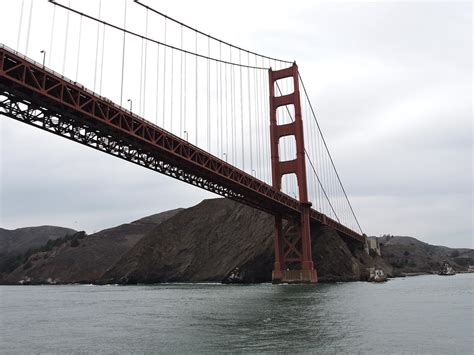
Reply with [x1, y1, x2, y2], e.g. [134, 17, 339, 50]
[0, 0, 472, 248]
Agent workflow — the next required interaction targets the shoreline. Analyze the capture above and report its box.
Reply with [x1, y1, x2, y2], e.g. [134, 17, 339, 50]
[2, 272, 472, 286]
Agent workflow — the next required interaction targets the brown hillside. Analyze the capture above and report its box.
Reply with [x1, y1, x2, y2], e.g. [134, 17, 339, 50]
[379, 235, 474, 275]
[0, 226, 76, 256]
[101, 198, 388, 284]
[5, 209, 182, 284]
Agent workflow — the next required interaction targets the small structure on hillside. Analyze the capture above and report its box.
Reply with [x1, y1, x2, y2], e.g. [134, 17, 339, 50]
[438, 261, 456, 276]
[368, 268, 387, 282]
[367, 237, 381, 256]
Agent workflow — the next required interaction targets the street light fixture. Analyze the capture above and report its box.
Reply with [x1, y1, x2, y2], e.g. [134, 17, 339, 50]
[183, 130, 188, 141]
[127, 99, 132, 113]
[40, 50, 46, 68]
[223, 152, 227, 162]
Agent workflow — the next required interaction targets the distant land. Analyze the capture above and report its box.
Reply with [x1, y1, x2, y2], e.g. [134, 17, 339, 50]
[1, 198, 472, 284]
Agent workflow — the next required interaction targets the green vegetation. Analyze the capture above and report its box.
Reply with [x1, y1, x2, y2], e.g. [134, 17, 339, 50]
[0, 231, 87, 273]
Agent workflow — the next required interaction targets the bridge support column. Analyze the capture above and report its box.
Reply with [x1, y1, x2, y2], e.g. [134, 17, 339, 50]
[269, 63, 317, 284]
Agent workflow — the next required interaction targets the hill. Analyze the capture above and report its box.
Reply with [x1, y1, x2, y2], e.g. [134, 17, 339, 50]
[3, 199, 472, 285]
[4, 209, 182, 284]
[0, 226, 76, 274]
[0, 225, 77, 256]
[378, 235, 474, 275]
[100, 198, 387, 284]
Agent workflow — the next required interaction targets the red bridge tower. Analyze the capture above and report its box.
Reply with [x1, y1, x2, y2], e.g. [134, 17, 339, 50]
[269, 63, 318, 283]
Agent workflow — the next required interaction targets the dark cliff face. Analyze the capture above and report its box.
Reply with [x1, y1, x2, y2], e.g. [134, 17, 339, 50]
[4, 209, 182, 284]
[101, 198, 386, 284]
[100, 199, 275, 283]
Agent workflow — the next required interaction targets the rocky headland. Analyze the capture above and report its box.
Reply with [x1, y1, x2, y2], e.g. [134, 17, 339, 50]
[1, 198, 472, 285]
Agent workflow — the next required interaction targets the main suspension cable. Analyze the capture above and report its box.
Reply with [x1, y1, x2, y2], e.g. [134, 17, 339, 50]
[48, 0, 270, 70]
[298, 73, 363, 233]
[133, 0, 292, 65]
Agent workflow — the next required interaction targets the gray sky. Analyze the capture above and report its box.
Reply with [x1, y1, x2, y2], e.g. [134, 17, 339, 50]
[0, 0, 472, 248]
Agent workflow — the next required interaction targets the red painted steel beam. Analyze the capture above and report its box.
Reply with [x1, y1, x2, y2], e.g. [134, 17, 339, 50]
[0, 44, 365, 244]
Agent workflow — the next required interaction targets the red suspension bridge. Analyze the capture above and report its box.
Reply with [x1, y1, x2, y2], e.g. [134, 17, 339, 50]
[0, 0, 365, 283]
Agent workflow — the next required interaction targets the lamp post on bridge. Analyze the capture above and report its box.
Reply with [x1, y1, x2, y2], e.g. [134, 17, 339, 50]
[127, 99, 133, 113]
[40, 50, 46, 69]
[183, 130, 188, 141]
[222, 152, 227, 163]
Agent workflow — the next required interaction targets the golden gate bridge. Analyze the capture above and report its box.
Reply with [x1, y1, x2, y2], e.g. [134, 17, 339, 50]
[0, 0, 365, 283]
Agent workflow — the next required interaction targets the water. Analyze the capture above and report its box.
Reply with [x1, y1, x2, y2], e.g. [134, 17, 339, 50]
[1, 274, 473, 354]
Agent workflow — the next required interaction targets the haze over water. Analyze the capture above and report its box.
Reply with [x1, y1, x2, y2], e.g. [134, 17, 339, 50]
[1, 274, 473, 353]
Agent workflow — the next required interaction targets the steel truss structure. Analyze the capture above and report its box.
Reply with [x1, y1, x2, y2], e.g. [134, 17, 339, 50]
[0, 45, 364, 272]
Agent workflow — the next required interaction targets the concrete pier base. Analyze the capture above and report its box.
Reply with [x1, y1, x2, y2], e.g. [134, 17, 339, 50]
[272, 269, 318, 284]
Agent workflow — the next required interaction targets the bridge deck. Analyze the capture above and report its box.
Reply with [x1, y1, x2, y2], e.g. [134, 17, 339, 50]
[0, 44, 364, 243]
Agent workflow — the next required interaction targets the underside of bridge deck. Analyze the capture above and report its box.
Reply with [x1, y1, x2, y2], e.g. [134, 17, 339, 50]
[0, 45, 365, 284]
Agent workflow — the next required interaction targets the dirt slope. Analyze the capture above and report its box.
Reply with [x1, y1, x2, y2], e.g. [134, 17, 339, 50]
[101, 198, 388, 284]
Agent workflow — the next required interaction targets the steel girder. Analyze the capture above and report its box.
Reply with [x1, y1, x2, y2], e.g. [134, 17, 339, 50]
[0, 44, 365, 244]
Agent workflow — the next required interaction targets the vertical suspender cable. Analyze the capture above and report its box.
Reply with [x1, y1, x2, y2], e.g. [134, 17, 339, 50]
[308, 104, 318, 210]
[219, 44, 223, 154]
[261, 58, 267, 182]
[207, 37, 211, 151]
[75, 15, 82, 82]
[48, 5, 56, 67]
[239, 51, 245, 170]
[155, 42, 160, 125]
[139, 37, 144, 113]
[230, 47, 235, 165]
[25, 0, 33, 55]
[62, 0, 71, 75]
[138, 38, 144, 113]
[17, 0, 25, 51]
[180, 26, 183, 137]
[162, 18, 167, 127]
[195, 32, 198, 145]
[120, 0, 127, 106]
[184, 40, 187, 136]
[261, 59, 269, 183]
[93, 0, 101, 91]
[247, 52, 253, 174]
[99, 23, 105, 94]
[233, 55, 238, 165]
[319, 129, 326, 214]
[171, 47, 174, 132]
[143, 9, 149, 118]
[308, 101, 319, 210]
[299, 74, 362, 232]
[254, 56, 261, 179]
[216, 46, 221, 153]
[224, 51, 228, 158]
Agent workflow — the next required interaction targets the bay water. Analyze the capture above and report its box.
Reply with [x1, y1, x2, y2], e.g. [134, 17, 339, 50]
[1, 274, 472, 353]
